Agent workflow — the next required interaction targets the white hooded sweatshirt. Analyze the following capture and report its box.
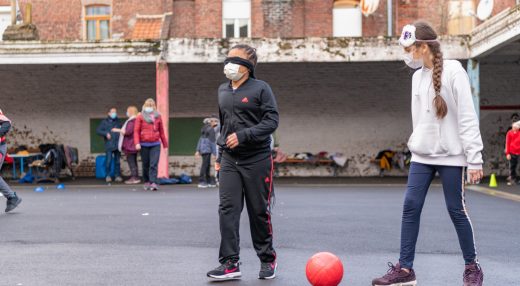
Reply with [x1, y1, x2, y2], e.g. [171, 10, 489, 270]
[408, 60, 483, 170]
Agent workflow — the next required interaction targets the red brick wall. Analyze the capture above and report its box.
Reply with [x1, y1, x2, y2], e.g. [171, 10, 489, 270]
[362, 0, 388, 36]
[493, 0, 517, 15]
[194, 0, 221, 38]
[253, 0, 305, 38]
[356, 0, 444, 37]
[7, 0, 170, 40]
[112, 0, 167, 39]
[395, 0, 418, 35]
[1, 0, 518, 40]
[18, 0, 83, 40]
[251, 0, 264, 37]
[417, 0, 449, 34]
[171, 0, 195, 37]
[304, 0, 332, 37]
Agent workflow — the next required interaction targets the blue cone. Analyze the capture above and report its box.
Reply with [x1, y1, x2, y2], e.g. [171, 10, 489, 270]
[56, 184, 65, 190]
[34, 186, 45, 193]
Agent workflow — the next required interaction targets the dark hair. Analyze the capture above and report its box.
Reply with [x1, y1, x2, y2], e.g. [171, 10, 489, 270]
[230, 44, 258, 66]
[414, 21, 447, 119]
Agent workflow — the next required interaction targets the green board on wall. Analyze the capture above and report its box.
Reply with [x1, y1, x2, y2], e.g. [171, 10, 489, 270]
[169, 117, 204, 156]
[90, 118, 106, 154]
[90, 117, 204, 156]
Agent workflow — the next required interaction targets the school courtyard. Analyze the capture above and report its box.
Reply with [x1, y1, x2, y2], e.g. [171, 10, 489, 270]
[0, 1, 520, 285]
[1, 181, 519, 286]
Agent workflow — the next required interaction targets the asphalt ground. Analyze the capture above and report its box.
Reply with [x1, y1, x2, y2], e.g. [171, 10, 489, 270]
[0, 183, 519, 286]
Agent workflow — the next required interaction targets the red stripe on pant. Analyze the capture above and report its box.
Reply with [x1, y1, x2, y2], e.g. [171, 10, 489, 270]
[267, 155, 276, 261]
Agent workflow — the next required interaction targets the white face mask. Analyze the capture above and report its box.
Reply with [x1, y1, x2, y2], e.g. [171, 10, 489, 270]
[403, 51, 423, 69]
[144, 107, 153, 113]
[224, 63, 245, 81]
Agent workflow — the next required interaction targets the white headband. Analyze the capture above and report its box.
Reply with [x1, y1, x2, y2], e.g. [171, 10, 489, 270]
[399, 24, 438, 48]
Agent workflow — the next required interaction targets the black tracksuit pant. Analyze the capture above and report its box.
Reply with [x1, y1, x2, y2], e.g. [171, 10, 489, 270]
[218, 151, 276, 264]
[510, 154, 519, 182]
[199, 154, 213, 184]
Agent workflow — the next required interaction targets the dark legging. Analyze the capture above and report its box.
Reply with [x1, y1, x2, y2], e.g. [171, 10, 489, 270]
[399, 162, 477, 269]
[141, 145, 160, 184]
[510, 154, 519, 182]
[126, 153, 139, 178]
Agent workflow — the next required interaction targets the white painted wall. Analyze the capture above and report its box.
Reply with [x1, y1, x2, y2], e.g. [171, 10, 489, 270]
[0, 6, 11, 41]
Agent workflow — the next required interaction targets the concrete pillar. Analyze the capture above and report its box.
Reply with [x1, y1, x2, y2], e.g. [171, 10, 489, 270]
[467, 59, 480, 118]
[156, 60, 170, 178]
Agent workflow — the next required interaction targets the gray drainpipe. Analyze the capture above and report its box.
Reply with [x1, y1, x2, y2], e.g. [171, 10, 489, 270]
[387, 0, 393, 36]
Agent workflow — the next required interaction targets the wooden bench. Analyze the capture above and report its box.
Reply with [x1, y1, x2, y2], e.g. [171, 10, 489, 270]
[275, 158, 341, 176]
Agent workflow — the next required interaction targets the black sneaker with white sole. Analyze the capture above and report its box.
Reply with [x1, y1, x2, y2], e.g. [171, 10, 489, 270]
[207, 261, 241, 281]
[259, 262, 277, 280]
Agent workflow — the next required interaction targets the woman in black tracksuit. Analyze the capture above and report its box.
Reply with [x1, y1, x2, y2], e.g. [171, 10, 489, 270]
[206, 45, 279, 281]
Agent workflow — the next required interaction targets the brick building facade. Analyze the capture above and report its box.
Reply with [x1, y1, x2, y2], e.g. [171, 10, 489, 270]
[0, 0, 517, 41]
[0, 1, 518, 178]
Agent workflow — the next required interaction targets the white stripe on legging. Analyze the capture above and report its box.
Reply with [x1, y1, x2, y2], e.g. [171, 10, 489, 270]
[461, 167, 477, 259]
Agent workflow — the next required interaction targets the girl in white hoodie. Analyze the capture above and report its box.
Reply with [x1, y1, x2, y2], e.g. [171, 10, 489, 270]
[372, 22, 484, 286]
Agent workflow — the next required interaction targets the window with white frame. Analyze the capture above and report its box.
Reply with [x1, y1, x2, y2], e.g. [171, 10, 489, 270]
[333, 0, 362, 37]
[223, 0, 251, 38]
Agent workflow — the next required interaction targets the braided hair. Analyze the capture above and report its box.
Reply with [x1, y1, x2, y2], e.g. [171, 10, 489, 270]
[414, 21, 447, 119]
[230, 44, 258, 66]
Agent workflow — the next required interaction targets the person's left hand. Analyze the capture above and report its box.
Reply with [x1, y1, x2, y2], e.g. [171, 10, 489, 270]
[468, 169, 484, 184]
[226, 133, 239, 149]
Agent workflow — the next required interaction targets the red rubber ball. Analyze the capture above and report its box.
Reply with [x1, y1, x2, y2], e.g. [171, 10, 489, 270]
[306, 252, 344, 286]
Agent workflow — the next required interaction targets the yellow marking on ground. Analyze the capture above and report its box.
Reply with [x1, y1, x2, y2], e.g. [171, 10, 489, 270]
[467, 185, 520, 203]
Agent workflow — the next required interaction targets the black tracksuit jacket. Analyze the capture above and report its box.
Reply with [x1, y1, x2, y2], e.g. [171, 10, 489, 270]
[216, 78, 279, 162]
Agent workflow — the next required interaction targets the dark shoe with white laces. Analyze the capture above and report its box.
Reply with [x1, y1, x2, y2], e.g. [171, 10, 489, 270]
[463, 262, 483, 286]
[372, 262, 417, 286]
[259, 261, 277, 280]
[207, 260, 241, 281]
[5, 192, 22, 213]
